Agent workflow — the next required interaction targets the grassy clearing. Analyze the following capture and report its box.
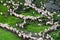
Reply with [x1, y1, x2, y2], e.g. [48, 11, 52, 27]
[16, 8, 41, 17]
[0, 28, 22, 40]
[49, 29, 60, 40]
[0, 4, 8, 14]
[53, 13, 60, 21]
[0, 15, 23, 27]
[21, 9, 41, 17]
[25, 21, 50, 33]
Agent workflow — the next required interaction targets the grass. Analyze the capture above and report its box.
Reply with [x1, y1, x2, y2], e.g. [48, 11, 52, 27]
[0, 3, 8, 14]
[0, 28, 22, 40]
[49, 29, 60, 40]
[53, 13, 60, 21]
[21, 9, 41, 17]
[0, 15, 23, 27]
[16, 8, 41, 17]
[25, 21, 50, 33]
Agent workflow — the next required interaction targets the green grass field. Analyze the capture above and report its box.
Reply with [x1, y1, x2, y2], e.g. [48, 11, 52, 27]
[0, 28, 22, 40]
[49, 29, 60, 40]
